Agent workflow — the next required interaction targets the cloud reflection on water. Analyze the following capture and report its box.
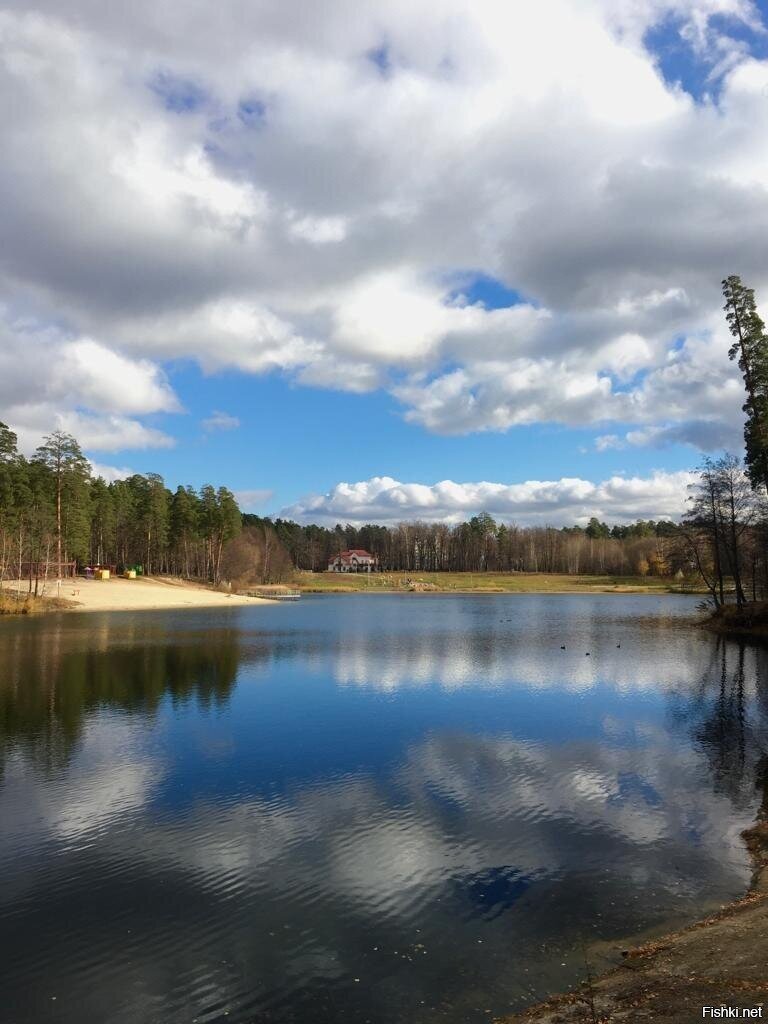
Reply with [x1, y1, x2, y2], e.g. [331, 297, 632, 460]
[1, 598, 767, 1024]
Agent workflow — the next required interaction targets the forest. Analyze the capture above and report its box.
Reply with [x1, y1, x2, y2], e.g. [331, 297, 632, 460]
[0, 420, 688, 589]
[0, 425, 243, 591]
[1, 275, 767, 600]
[251, 513, 684, 578]
[0, 423, 690, 589]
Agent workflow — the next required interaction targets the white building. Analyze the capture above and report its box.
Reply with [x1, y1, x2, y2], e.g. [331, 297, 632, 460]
[328, 549, 378, 572]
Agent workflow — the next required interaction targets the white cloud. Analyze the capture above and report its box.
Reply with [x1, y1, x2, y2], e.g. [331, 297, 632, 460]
[53, 413, 174, 452]
[234, 488, 274, 511]
[281, 470, 696, 526]
[0, 0, 767, 452]
[88, 460, 135, 482]
[0, 310, 177, 453]
[595, 434, 625, 451]
[202, 410, 240, 432]
[55, 339, 179, 415]
[119, 300, 320, 374]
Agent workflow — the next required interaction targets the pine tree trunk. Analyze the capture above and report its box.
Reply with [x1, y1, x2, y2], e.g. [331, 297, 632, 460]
[56, 463, 62, 581]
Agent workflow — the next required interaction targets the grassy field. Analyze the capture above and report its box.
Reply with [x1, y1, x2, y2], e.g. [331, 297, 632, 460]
[295, 571, 697, 594]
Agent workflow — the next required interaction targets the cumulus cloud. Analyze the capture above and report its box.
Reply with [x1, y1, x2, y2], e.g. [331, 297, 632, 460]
[1, 0, 767, 452]
[281, 470, 696, 526]
[88, 460, 135, 483]
[0, 310, 177, 453]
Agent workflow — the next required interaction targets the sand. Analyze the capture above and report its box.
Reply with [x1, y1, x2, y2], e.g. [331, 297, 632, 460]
[5, 576, 274, 612]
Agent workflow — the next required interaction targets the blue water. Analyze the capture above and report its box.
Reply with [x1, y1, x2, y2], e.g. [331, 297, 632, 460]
[1, 594, 766, 1023]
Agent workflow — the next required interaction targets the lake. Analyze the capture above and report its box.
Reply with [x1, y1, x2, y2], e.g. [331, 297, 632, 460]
[1, 594, 767, 1023]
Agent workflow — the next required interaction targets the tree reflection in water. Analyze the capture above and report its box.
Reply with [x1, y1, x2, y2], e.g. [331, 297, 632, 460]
[671, 638, 768, 842]
[2, 601, 768, 1024]
[0, 621, 242, 771]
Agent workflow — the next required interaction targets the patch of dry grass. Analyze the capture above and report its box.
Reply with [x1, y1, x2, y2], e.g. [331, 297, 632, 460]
[0, 591, 42, 615]
[706, 601, 768, 638]
[296, 571, 692, 595]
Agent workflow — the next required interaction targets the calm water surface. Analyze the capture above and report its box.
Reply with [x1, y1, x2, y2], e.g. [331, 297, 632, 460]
[1, 594, 767, 1023]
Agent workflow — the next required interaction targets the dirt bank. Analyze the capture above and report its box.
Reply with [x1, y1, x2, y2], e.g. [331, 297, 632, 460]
[499, 824, 768, 1024]
[705, 602, 768, 640]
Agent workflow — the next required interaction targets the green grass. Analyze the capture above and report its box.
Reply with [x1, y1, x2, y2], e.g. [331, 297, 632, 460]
[295, 571, 697, 594]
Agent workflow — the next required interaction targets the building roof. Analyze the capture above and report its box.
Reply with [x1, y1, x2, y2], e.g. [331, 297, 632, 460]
[330, 549, 375, 560]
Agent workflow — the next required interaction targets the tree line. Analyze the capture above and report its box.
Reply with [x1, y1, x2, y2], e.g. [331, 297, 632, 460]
[681, 276, 768, 610]
[0, 426, 242, 592]
[3, 274, 767, 596]
[247, 513, 685, 578]
[0, 430, 694, 587]
[257, 275, 768, 596]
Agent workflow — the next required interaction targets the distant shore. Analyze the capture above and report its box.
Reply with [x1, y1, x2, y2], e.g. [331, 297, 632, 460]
[1, 576, 274, 614]
[0, 571, 703, 617]
[296, 571, 701, 595]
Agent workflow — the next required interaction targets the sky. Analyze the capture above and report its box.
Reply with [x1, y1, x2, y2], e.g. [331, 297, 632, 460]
[2, 0, 768, 526]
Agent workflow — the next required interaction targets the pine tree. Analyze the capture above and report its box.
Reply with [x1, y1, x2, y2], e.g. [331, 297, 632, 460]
[722, 275, 768, 493]
[199, 485, 219, 580]
[0, 422, 18, 462]
[34, 431, 89, 577]
[214, 487, 242, 584]
[89, 477, 116, 566]
[170, 485, 199, 577]
[133, 474, 170, 575]
[0, 423, 19, 586]
[25, 458, 56, 594]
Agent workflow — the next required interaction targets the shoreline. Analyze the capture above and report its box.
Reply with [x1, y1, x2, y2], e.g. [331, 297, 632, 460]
[498, 819, 768, 1023]
[300, 587, 695, 596]
[703, 601, 768, 642]
[0, 573, 705, 614]
[295, 571, 702, 597]
[1, 576, 275, 614]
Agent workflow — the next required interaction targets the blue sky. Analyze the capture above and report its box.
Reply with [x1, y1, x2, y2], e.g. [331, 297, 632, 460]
[143, 334, 701, 512]
[2, 0, 768, 525]
[647, 0, 768, 100]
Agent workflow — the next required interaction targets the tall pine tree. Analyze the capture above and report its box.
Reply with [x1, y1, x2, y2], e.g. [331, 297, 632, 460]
[722, 275, 768, 493]
[34, 431, 90, 576]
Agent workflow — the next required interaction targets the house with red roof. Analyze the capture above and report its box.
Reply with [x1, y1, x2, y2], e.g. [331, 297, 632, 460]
[328, 549, 378, 572]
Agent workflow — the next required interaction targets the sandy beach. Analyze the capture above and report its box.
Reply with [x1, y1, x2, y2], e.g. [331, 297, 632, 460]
[5, 576, 273, 612]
